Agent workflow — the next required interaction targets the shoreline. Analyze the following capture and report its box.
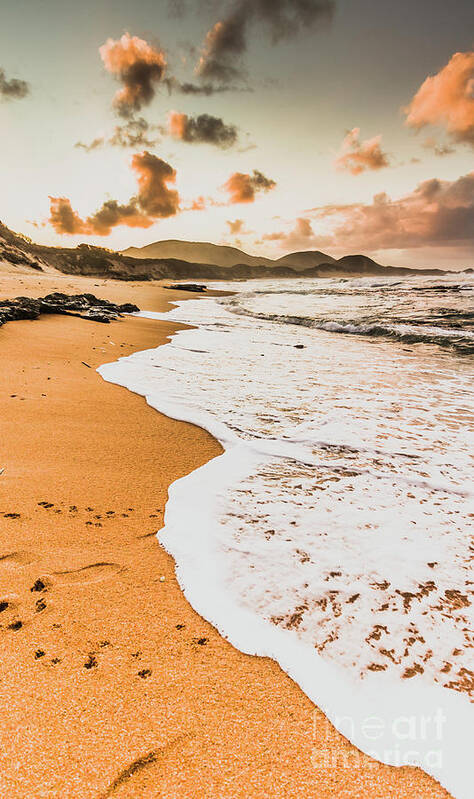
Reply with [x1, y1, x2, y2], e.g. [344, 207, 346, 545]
[0, 272, 451, 797]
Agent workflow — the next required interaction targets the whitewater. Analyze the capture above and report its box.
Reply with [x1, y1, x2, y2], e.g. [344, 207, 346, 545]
[99, 275, 473, 798]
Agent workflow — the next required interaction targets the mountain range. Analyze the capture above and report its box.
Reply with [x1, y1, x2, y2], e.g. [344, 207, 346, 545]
[0, 221, 458, 282]
[122, 240, 337, 270]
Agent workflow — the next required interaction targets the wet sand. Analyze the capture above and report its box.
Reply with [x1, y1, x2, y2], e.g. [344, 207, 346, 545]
[0, 271, 450, 797]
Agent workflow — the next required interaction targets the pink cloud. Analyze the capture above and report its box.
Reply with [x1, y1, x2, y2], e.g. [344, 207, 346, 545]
[48, 152, 179, 236]
[404, 51, 474, 146]
[334, 128, 390, 175]
[308, 171, 474, 251]
[223, 170, 276, 203]
[99, 33, 166, 117]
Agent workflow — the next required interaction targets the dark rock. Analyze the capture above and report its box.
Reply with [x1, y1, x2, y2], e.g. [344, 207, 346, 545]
[0, 293, 140, 330]
[165, 284, 207, 293]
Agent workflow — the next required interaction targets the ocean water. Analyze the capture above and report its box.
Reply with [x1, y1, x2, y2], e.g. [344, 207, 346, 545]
[99, 275, 473, 797]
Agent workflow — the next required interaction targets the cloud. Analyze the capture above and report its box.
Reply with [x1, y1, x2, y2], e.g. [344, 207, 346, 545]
[0, 68, 30, 101]
[48, 152, 179, 235]
[132, 150, 179, 217]
[75, 118, 159, 151]
[422, 137, 455, 157]
[404, 50, 474, 147]
[99, 33, 167, 117]
[48, 197, 154, 236]
[197, 0, 335, 83]
[163, 76, 247, 95]
[189, 196, 207, 211]
[75, 136, 105, 153]
[224, 170, 276, 203]
[306, 171, 474, 251]
[167, 111, 238, 147]
[334, 128, 390, 175]
[226, 219, 244, 235]
[262, 217, 318, 249]
[286, 217, 317, 248]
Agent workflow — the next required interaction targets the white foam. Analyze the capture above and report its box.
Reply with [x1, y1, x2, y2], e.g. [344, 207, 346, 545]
[99, 279, 474, 797]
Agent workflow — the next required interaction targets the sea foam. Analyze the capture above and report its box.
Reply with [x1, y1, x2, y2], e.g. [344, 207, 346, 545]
[98, 277, 473, 797]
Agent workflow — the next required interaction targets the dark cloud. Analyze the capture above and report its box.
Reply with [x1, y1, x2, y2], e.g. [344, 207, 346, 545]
[197, 0, 335, 83]
[75, 118, 159, 152]
[163, 76, 248, 96]
[224, 169, 276, 203]
[48, 152, 180, 236]
[133, 150, 179, 217]
[99, 33, 167, 117]
[109, 117, 158, 148]
[168, 111, 238, 148]
[0, 68, 30, 101]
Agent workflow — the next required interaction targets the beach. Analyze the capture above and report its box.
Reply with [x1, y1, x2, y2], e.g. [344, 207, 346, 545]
[0, 271, 451, 798]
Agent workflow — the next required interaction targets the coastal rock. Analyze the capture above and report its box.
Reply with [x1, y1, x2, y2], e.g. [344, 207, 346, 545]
[165, 284, 207, 293]
[0, 293, 139, 329]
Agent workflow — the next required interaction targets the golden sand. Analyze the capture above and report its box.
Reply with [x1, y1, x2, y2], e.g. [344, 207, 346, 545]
[0, 272, 450, 797]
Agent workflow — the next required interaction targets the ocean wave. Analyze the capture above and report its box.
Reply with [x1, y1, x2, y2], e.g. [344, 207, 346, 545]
[228, 305, 474, 354]
[100, 279, 473, 798]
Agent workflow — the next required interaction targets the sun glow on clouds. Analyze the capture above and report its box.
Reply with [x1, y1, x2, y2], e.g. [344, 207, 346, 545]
[49, 152, 179, 235]
[334, 128, 391, 175]
[404, 50, 474, 147]
[2, 0, 470, 270]
[99, 33, 167, 117]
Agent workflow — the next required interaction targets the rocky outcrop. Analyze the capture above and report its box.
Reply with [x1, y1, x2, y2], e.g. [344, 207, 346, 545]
[165, 284, 207, 292]
[0, 293, 139, 328]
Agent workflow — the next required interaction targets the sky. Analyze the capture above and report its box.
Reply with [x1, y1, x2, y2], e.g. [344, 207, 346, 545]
[0, 0, 473, 268]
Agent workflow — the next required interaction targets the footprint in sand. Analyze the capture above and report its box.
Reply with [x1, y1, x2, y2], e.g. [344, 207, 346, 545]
[0, 551, 35, 567]
[0, 555, 123, 587]
[0, 597, 19, 613]
[49, 562, 123, 586]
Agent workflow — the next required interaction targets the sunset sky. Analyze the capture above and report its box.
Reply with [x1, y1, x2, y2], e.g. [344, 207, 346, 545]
[1, 0, 473, 268]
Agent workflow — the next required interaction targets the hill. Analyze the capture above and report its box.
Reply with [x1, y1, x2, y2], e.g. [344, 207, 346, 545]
[0, 221, 450, 282]
[122, 240, 339, 270]
[122, 240, 276, 268]
[275, 251, 337, 268]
